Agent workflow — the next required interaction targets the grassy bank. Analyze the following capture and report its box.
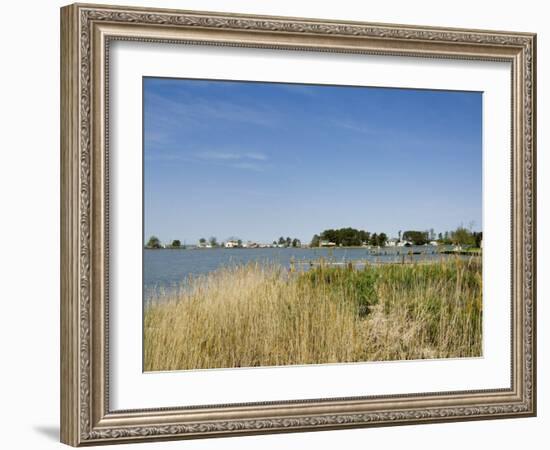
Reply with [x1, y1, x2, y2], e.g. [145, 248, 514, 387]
[144, 258, 482, 371]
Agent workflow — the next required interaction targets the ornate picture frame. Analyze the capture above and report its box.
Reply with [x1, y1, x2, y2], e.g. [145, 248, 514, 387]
[60, 3, 536, 446]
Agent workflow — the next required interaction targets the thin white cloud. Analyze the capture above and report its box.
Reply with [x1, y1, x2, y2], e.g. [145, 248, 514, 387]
[196, 151, 269, 163]
[230, 162, 264, 172]
[197, 151, 242, 161]
[244, 152, 268, 161]
[332, 119, 376, 134]
[147, 150, 270, 171]
[146, 91, 279, 128]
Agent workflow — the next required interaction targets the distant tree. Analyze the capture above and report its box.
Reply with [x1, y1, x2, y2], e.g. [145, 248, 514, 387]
[272, 240, 277, 246]
[341, 228, 361, 246]
[171, 239, 181, 248]
[145, 236, 161, 249]
[209, 236, 218, 247]
[398, 230, 402, 242]
[308, 228, 416, 247]
[438, 232, 443, 241]
[199, 238, 206, 245]
[237, 239, 242, 247]
[451, 226, 475, 246]
[310, 234, 320, 247]
[444, 231, 449, 241]
[278, 237, 285, 246]
[286, 237, 292, 247]
[402, 230, 429, 245]
[292, 238, 301, 248]
[314, 228, 372, 247]
[358, 230, 370, 245]
[320, 229, 336, 244]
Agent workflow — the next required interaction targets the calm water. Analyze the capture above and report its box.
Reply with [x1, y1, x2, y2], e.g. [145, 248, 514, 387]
[144, 246, 456, 301]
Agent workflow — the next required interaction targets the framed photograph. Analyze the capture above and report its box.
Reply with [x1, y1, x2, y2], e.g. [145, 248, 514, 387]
[60, 3, 536, 446]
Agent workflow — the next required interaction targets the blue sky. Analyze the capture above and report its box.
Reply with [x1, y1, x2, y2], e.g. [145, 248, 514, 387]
[144, 77, 482, 245]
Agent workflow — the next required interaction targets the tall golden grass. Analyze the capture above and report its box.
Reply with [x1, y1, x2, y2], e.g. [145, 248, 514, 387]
[144, 258, 482, 371]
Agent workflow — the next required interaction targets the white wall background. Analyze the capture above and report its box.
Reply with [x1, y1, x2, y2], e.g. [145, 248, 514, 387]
[0, 1, 546, 449]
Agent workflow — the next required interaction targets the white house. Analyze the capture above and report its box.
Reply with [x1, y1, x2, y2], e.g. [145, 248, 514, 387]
[225, 240, 240, 248]
[386, 238, 398, 247]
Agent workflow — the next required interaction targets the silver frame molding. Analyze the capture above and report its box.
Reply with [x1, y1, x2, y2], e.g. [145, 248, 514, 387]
[60, 3, 536, 446]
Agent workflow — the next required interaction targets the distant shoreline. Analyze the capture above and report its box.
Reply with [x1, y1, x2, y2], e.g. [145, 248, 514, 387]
[144, 245, 480, 250]
[143, 246, 482, 259]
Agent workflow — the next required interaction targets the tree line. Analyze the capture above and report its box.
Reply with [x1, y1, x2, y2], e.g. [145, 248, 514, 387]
[145, 226, 482, 249]
[437, 228, 482, 247]
[273, 236, 301, 248]
[145, 236, 303, 249]
[310, 228, 388, 247]
[310, 227, 482, 248]
[399, 228, 482, 246]
[145, 236, 183, 249]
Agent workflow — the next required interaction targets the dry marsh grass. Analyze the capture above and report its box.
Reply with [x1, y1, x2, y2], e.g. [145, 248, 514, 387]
[144, 258, 482, 371]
